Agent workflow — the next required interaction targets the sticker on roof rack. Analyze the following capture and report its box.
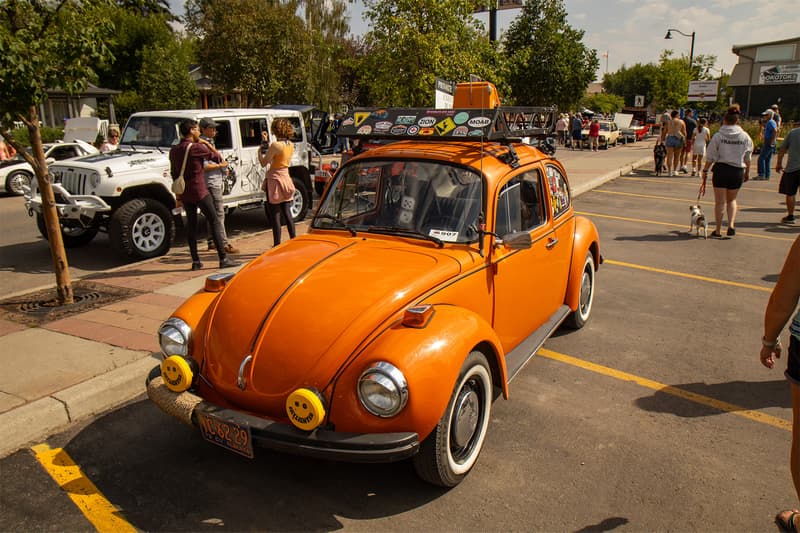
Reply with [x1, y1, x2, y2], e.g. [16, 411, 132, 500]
[338, 106, 558, 144]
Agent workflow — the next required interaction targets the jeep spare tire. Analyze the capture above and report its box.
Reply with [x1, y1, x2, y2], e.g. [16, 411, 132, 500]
[110, 198, 174, 259]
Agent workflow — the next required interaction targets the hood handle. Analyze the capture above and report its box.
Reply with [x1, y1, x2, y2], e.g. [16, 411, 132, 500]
[237, 355, 253, 390]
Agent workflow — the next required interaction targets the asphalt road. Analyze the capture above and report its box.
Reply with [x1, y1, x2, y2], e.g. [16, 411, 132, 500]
[1, 165, 798, 531]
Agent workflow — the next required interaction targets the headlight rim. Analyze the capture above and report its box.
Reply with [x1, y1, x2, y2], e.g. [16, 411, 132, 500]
[158, 317, 192, 358]
[358, 361, 408, 418]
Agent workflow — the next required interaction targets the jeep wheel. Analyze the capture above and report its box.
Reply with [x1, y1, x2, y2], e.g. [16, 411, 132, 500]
[110, 198, 174, 259]
[5, 170, 32, 196]
[289, 176, 310, 222]
[564, 251, 596, 329]
[36, 214, 98, 247]
[413, 351, 493, 487]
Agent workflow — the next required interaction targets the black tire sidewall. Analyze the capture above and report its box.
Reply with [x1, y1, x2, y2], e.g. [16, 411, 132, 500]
[110, 198, 174, 259]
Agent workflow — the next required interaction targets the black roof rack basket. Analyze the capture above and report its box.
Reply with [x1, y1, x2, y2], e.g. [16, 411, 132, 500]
[337, 106, 557, 144]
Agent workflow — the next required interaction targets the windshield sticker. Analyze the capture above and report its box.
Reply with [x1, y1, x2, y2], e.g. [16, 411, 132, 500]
[407, 125, 420, 135]
[375, 121, 392, 132]
[420, 127, 435, 136]
[370, 109, 389, 119]
[396, 115, 417, 125]
[391, 125, 408, 135]
[454, 112, 470, 124]
[468, 116, 492, 128]
[435, 118, 456, 135]
[418, 117, 436, 127]
[453, 126, 469, 136]
[357, 125, 373, 135]
[354, 112, 370, 127]
[429, 229, 459, 242]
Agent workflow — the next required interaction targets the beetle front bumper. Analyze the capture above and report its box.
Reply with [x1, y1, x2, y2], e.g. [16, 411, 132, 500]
[146, 366, 419, 463]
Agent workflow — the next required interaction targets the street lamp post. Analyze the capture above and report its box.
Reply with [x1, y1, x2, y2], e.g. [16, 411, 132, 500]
[664, 28, 695, 69]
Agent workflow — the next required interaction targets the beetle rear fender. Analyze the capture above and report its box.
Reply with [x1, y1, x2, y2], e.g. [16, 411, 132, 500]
[328, 304, 508, 439]
[565, 216, 600, 311]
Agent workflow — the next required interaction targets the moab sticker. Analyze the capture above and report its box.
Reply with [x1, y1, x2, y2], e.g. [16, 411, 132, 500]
[467, 116, 492, 128]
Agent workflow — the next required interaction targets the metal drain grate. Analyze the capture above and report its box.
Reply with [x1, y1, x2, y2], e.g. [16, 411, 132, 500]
[0, 281, 144, 326]
[18, 291, 104, 313]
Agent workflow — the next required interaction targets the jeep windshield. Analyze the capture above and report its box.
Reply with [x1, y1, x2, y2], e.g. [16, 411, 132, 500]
[120, 117, 183, 148]
[313, 159, 483, 244]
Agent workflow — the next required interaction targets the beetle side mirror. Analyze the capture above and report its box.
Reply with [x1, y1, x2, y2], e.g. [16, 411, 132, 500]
[499, 231, 532, 249]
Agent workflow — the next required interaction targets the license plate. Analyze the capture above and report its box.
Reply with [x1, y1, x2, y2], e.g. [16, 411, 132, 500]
[197, 411, 254, 459]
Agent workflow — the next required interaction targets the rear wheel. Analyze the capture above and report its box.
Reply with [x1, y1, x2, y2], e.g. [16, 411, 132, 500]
[564, 251, 595, 329]
[110, 198, 174, 259]
[413, 351, 493, 487]
[36, 214, 98, 247]
[288, 176, 310, 222]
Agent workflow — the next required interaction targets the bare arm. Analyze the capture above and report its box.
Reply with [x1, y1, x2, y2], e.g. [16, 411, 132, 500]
[761, 235, 800, 368]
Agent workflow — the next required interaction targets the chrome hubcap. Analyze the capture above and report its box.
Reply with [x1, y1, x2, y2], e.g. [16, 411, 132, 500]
[452, 388, 479, 448]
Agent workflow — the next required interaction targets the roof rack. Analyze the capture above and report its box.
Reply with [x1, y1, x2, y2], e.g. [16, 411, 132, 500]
[337, 106, 557, 144]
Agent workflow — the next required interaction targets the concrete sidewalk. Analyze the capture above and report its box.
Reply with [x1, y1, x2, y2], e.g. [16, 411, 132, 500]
[0, 137, 656, 458]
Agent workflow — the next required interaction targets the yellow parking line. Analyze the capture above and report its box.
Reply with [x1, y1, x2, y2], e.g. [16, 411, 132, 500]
[31, 444, 136, 533]
[538, 349, 791, 432]
[604, 258, 773, 292]
[576, 211, 795, 242]
[588, 189, 754, 210]
[619, 176, 779, 194]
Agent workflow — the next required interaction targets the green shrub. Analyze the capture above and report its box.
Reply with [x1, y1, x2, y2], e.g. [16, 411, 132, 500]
[8, 126, 65, 146]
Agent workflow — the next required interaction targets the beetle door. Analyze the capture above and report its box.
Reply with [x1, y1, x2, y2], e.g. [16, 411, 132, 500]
[491, 168, 564, 352]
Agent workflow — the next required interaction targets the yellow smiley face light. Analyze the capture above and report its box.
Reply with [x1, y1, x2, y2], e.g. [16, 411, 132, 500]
[161, 355, 194, 392]
[285, 388, 326, 431]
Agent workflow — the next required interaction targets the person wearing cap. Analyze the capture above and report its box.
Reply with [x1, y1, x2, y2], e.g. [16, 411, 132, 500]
[200, 118, 239, 254]
[772, 104, 782, 130]
[758, 109, 778, 180]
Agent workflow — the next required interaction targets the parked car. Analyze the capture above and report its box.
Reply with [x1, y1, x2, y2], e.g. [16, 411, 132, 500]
[621, 120, 650, 143]
[581, 120, 621, 149]
[25, 108, 315, 259]
[1, 140, 98, 196]
[146, 105, 601, 487]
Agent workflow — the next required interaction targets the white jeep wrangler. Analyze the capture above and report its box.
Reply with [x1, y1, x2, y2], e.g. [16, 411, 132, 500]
[25, 107, 315, 260]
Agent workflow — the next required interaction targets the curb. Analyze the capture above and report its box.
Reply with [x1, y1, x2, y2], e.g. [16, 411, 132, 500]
[572, 155, 652, 197]
[0, 354, 160, 458]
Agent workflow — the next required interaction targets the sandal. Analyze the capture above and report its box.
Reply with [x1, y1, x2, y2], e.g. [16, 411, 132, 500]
[776, 510, 800, 532]
[710, 230, 722, 238]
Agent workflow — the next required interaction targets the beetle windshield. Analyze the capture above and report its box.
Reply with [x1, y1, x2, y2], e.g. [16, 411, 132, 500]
[313, 159, 483, 244]
[121, 117, 183, 148]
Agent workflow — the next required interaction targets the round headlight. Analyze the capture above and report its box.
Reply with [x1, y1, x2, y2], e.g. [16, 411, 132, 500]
[158, 317, 191, 358]
[90, 170, 102, 188]
[358, 362, 408, 417]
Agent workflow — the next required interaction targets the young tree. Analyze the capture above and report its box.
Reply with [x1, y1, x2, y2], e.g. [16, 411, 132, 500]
[652, 50, 692, 110]
[359, 0, 499, 106]
[0, 0, 115, 305]
[581, 93, 624, 115]
[502, 0, 598, 110]
[602, 63, 660, 108]
[304, 0, 350, 112]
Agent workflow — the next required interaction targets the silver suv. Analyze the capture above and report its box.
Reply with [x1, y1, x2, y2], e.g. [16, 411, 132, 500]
[25, 107, 315, 260]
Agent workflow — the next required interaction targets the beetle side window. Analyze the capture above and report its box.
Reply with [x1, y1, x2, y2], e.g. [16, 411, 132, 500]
[546, 165, 570, 218]
[495, 170, 546, 236]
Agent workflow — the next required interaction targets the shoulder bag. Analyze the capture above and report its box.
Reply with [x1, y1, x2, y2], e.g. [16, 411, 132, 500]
[172, 142, 192, 195]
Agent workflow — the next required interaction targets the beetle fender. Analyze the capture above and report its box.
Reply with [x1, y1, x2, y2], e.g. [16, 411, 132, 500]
[565, 215, 600, 311]
[329, 304, 507, 440]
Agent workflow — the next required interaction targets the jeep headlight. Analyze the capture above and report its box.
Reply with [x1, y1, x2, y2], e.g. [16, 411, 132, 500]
[158, 317, 191, 358]
[90, 170, 102, 188]
[358, 362, 408, 417]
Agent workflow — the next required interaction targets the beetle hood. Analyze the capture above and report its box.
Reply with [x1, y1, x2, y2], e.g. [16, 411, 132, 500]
[202, 235, 463, 410]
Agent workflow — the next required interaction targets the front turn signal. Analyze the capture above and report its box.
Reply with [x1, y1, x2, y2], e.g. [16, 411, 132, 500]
[402, 305, 435, 328]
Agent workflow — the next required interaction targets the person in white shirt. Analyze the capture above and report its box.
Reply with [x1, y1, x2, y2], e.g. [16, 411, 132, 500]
[691, 117, 710, 176]
[700, 106, 753, 237]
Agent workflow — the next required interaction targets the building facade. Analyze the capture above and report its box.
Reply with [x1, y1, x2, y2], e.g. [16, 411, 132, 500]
[728, 36, 799, 121]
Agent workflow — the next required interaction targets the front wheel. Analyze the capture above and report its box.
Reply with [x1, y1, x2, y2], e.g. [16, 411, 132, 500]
[564, 251, 596, 329]
[36, 214, 98, 247]
[109, 198, 174, 260]
[413, 351, 493, 487]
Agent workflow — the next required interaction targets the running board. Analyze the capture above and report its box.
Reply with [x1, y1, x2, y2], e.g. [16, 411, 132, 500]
[505, 305, 571, 382]
[236, 201, 264, 211]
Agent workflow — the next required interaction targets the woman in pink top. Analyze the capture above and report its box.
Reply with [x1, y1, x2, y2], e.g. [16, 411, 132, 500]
[588, 119, 601, 152]
[258, 119, 297, 246]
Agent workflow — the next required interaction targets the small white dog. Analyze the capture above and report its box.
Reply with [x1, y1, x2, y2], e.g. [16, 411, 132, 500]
[689, 204, 707, 239]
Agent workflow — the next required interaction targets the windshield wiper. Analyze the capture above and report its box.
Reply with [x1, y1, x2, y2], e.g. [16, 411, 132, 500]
[314, 214, 357, 236]
[367, 225, 444, 248]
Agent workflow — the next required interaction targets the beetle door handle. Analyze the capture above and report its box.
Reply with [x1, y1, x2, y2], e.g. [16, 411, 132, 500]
[545, 237, 559, 249]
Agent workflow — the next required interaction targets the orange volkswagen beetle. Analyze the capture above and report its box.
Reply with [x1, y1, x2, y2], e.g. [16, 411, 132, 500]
[147, 106, 601, 487]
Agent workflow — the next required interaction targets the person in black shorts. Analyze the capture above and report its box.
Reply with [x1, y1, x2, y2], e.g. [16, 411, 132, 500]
[700, 105, 753, 237]
[760, 234, 800, 531]
[776, 126, 800, 224]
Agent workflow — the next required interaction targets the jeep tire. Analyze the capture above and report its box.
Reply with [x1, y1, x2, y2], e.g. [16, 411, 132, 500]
[288, 175, 310, 222]
[36, 213, 98, 248]
[110, 198, 174, 259]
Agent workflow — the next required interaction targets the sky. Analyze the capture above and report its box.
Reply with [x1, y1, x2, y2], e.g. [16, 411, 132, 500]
[169, 0, 799, 81]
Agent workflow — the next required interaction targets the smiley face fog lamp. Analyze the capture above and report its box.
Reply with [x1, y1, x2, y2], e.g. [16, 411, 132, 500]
[157, 318, 194, 392]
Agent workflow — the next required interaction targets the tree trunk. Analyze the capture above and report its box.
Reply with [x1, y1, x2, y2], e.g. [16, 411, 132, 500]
[28, 106, 73, 304]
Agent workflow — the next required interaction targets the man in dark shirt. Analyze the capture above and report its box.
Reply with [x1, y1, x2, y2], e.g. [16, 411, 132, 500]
[681, 113, 697, 174]
[169, 119, 239, 271]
